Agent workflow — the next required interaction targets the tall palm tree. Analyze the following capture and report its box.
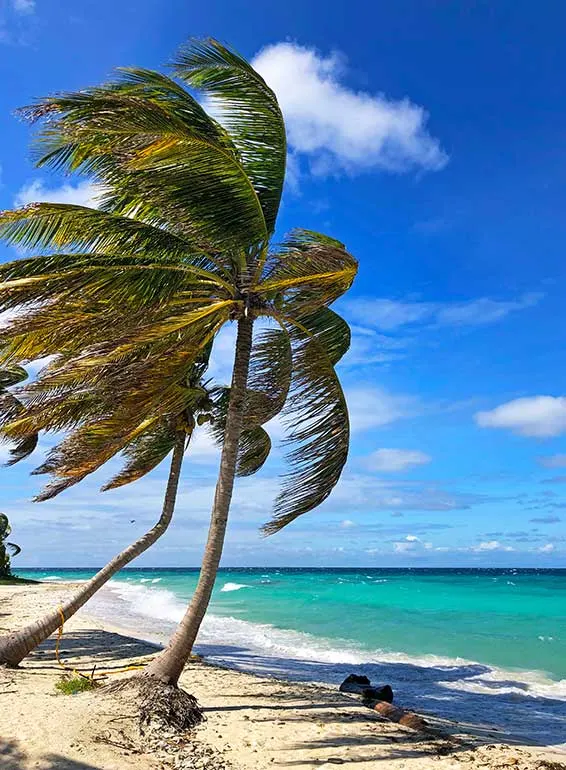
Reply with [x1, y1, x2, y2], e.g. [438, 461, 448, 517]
[0, 513, 21, 578]
[0, 40, 357, 718]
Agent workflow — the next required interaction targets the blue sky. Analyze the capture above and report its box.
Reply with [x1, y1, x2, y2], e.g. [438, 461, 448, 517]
[2, 0, 566, 568]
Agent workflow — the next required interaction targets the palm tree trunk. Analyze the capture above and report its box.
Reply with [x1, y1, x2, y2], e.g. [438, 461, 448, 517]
[143, 316, 254, 685]
[0, 431, 187, 667]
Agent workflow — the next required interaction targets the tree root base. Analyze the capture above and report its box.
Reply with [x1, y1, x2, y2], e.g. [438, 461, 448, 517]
[105, 675, 204, 732]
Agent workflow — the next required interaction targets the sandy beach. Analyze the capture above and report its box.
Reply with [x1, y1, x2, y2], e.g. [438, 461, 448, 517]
[1, 582, 564, 770]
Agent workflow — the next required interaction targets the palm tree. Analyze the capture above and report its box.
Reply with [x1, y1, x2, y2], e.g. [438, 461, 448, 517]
[0, 39, 357, 720]
[0, 355, 213, 670]
[0, 345, 272, 670]
[0, 513, 21, 578]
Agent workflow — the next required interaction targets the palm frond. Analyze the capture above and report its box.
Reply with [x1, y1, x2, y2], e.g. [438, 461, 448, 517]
[6, 542, 21, 557]
[262, 332, 350, 535]
[0, 366, 28, 388]
[173, 38, 286, 235]
[0, 367, 38, 466]
[102, 421, 182, 490]
[297, 307, 351, 365]
[0, 205, 230, 287]
[258, 229, 357, 310]
[236, 425, 271, 476]
[23, 68, 269, 251]
[244, 328, 292, 424]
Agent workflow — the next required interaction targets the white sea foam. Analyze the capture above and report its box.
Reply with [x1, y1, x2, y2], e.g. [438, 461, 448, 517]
[43, 575, 62, 580]
[220, 582, 250, 592]
[87, 580, 566, 749]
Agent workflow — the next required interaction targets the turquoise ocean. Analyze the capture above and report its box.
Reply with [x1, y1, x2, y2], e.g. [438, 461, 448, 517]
[17, 567, 566, 747]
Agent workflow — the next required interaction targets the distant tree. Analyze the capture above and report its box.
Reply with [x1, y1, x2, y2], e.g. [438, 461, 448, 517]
[0, 513, 21, 578]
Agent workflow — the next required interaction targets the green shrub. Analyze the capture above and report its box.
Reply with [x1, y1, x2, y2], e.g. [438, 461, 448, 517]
[55, 675, 99, 695]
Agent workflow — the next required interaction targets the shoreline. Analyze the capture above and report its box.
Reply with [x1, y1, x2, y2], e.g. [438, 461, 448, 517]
[1, 582, 566, 769]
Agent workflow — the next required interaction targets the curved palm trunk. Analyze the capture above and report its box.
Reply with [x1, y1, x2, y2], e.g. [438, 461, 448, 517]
[143, 316, 253, 685]
[0, 431, 187, 667]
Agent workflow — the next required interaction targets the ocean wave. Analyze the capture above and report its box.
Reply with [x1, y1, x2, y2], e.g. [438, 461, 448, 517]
[88, 580, 566, 749]
[220, 582, 251, 592]
[43, 575, 62, 580]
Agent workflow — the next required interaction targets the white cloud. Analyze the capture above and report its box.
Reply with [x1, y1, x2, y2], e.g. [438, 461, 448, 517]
[405, 534, 420, 542]
[343, 293, 542, 331]
[538, 543, 555, 553]
[475, 396, 566, 438]
[340, 325, 409, 367]
[340, 519, 355, 528]
[346, 387, 417, 433]
[473, 540, 514, 552]
[15, 180, 104, 209]
[366, 448, 431, 473]
[538, 454, 566, 469]
[393, 541, 416, 553]
[251, 42, 447, 177]
[12, 0, 35, 13]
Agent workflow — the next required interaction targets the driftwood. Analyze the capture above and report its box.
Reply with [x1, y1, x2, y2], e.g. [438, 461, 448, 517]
[372, 700, 429, 731]
[338, 675, 428, 732]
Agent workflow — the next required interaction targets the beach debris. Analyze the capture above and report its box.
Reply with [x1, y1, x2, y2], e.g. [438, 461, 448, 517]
[338, 674, 430, 732]
[373, 700, 428, 731]
[339, 674, 394, 703]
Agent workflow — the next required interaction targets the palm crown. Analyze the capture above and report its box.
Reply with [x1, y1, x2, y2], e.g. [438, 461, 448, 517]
[0, 39, 357, 533]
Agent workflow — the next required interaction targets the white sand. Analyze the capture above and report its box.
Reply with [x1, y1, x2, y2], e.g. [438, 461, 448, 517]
[1, 582, 564, 770]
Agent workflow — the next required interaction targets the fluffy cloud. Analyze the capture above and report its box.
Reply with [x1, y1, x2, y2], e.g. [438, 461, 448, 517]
[475, 396, 566, 438]
[251, 42, 447, 177]
[343, 293, 541, 332]
[366, 448, 431, 473]
[538, 454, 566, 468]
[538, 544, 555, 553]
[15, 180, 103, 208]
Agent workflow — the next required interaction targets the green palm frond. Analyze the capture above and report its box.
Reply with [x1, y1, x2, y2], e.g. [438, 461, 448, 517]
[297, 307, 351, 365]
[258, 229, 357, 311]
[262, 332, 350, 535]
[0, 205, 230, 286]
[101, 420, 182, 490]
[6, 542, 21, 557]
[244, 328, 292, 424]
[22, 68, 269, 252]
[0, 367, 38, 466]
[236, 425, 271, 476]
[0, 365, 28, 388]
[0, 513, 11, 538]
[173, 39, 286, 235]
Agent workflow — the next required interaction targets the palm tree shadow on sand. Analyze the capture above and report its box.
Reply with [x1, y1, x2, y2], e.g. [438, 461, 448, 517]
[194, 643, 566, 750]
[0, 738, 104, 770]
[25, 628, 566, 751]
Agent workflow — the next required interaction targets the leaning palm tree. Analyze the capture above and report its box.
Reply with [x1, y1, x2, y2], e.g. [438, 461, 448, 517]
[0, 353, 217, 677]
[0, 39, 357, 720]
[0, 513, 21, 578]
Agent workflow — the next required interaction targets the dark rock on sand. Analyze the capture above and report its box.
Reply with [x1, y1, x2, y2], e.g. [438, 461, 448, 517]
[339, 676, 394, 703]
